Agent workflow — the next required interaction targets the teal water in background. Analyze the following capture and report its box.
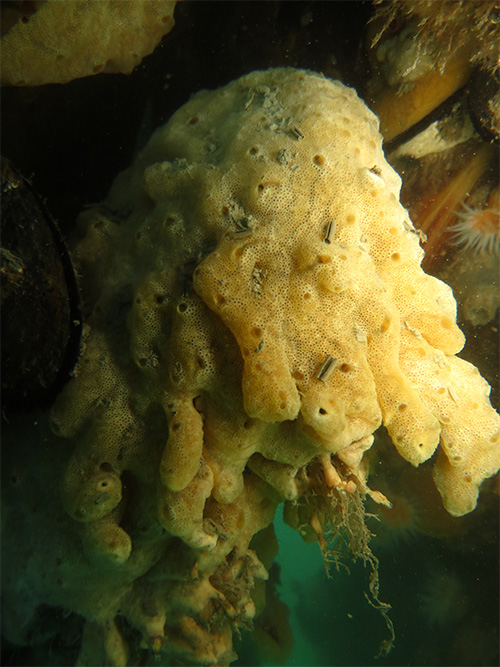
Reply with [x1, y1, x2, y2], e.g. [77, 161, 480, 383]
[236, 502, 499, 667]
[236, 509, 387, 667]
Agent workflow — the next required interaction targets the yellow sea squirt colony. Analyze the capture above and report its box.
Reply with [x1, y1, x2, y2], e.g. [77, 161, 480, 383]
[3, 68, 499, 665]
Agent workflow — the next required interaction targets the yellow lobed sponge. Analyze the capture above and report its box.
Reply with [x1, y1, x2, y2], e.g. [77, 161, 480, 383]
[5, 68, 496, 665]
[74, 67, 498, 518]
[0, 0, 177, 86]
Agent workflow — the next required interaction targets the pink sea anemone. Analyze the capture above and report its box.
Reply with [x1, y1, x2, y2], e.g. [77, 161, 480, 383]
[450, 188, 500, 255]
[374, 491, 421, 545]
[418, 567, 468, 627]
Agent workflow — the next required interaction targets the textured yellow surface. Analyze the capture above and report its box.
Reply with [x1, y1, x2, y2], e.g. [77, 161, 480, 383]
[69, 67, 497, 517]
[2, 68, 498, 665]
[0, 0, 176, 86]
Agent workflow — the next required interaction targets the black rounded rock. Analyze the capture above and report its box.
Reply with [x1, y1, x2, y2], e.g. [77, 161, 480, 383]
[1, 158, 81, 411]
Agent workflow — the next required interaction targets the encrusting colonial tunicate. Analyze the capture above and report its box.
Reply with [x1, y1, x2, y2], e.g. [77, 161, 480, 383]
[2, 68, 499, 666]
